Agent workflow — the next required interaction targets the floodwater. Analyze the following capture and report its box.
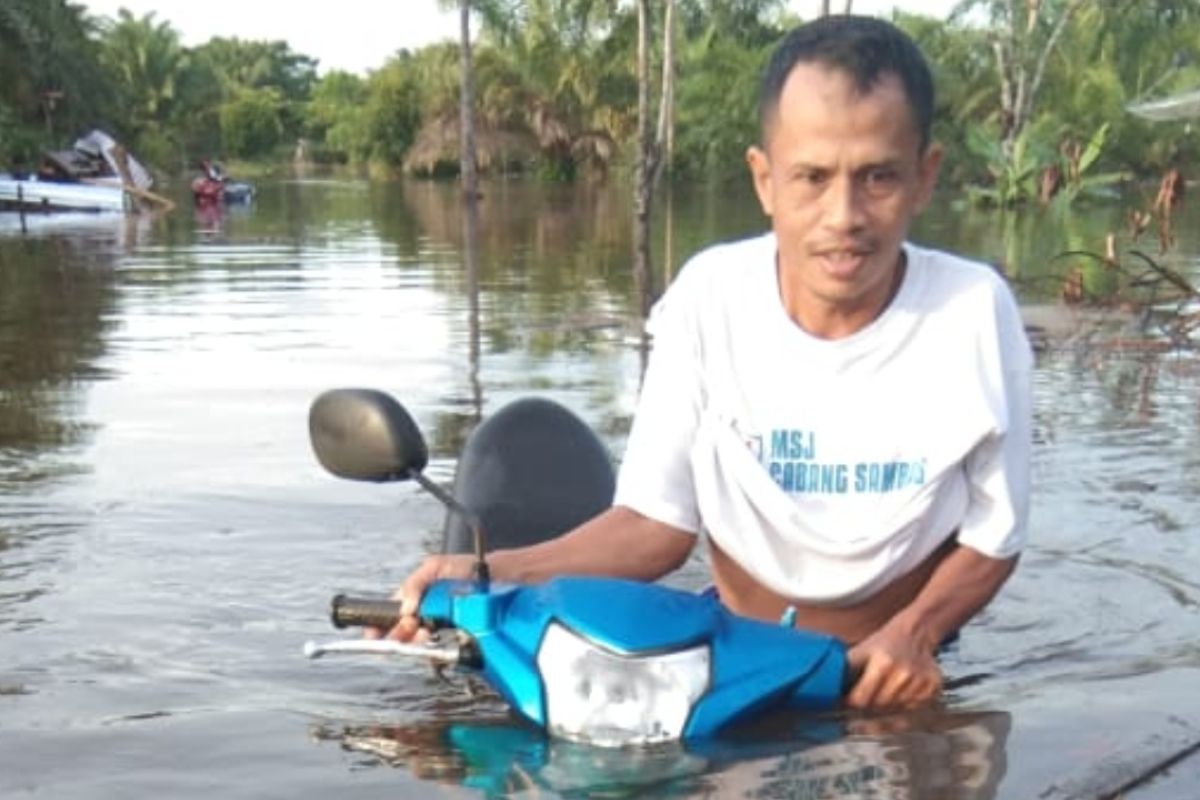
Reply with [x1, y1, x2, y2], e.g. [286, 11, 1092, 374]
[1, 177, 1199, 799]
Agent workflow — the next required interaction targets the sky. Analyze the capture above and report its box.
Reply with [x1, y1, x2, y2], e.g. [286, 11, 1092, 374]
[79, 0, 961, 77]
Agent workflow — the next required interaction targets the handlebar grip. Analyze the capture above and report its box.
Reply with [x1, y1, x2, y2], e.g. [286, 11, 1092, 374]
[330, 594, 402, 630]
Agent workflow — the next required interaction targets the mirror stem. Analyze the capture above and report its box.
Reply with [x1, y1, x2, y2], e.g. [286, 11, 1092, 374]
[409, 471, 490, 588]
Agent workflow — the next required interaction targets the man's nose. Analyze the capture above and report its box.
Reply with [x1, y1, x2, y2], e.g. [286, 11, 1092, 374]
[822, 175, 867, 232]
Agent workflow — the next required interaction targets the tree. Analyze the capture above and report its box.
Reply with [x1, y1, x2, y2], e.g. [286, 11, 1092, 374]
[97, 9, 187, 163]
[306, 71, 369, 163]
[676, 0, 784, 47]
[190, 37, 318, 153]
[1068, 1, 1200, 171]
[633, 0, 678, 315]
[899, 12, 996, 185]
[951, 0, 1083, 157]
[672, 28, 771, 179]
[362, 55, 424, 166]
[633, 0, 656, 317]
[191, 38, 318, 100]
[98, 10, 185, 129]
[655, 0, 677, 183]
[1, 0, 109, 160]
[459, 0, 479, 199]
[219, 87, 286, 158]
[437, 0, 628, 179]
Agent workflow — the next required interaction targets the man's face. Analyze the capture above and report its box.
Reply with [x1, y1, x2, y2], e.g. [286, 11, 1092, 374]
[747, 63, 941, 331]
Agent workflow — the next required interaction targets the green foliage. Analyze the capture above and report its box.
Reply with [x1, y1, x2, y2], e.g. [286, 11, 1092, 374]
[2, 0, 1198, 190]
[362, 58, 423, 166]
[219, 88, 286, 158]
[0, 0, 111, 143]
[192, 37, 317, 99]
[676, 0, 786, 47]
[306, 71, 369, 163]
[897, 12, 995, 185]
[966, 120, 1129, 207]
[1055, 123, 1129, 204]
[0, 101, 24, 165]
[99, 9, 187, 142]
[965, 123, 1048, 207]
[673, 31, 766, 179]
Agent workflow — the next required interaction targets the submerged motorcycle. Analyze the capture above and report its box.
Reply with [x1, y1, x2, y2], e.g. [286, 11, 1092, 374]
[303, 388, 847, 747]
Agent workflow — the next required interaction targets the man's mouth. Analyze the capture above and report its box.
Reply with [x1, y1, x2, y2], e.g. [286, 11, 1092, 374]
[815, 247, 872, 278]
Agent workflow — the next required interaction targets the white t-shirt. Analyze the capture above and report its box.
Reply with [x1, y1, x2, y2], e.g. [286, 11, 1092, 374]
[614, 233, 1033, 605]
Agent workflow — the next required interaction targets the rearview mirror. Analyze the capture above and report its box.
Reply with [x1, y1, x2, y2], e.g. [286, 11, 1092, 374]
[308, 389, 428, 482]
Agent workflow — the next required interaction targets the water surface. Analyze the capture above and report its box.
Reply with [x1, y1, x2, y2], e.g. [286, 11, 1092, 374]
[1, 178, 1199, 798]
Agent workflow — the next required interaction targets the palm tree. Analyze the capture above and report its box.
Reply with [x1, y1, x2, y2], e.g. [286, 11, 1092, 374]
[459, 0, 479, 198]
[436, 0, 625, 179]
[98, 10, 187, 138]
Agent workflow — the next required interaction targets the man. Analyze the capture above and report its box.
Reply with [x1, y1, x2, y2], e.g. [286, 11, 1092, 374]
[384, 15, 1032, 710]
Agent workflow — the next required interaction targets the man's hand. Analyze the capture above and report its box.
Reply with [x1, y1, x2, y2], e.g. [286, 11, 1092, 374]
[844, 624, 943, 709]
[365, 554, 476, 642]
[841, 546, 1017, 709]
[365, 506, 695, 642]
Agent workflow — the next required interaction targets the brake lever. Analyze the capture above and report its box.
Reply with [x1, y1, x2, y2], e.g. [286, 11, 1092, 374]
[303, 638, 461, 663]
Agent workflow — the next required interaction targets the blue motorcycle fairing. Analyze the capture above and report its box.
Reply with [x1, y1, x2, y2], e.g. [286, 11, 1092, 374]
[420, 576, 848, 740]
[685, 602, 846, 736]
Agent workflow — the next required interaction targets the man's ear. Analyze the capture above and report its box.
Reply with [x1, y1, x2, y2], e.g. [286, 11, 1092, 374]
[746, 145, 774, 217]
[913, 142, 943, 213]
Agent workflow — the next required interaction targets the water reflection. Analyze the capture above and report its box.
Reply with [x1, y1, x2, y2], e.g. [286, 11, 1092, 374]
[465, 195, 483, 422]
[0, 215, 153, 634]
[317, 707, 1010, 799]
[427, 194, 485, 459]
[0, 227, 122, 459]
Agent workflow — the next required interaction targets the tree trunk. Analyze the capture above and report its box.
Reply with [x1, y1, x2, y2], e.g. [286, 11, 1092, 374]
[460, 0, 481, 418]
[632, 0, 657, 320]
[459, 0, 479, 200]
[995, 0, 1080, 156]
[653, 0, 675, 189]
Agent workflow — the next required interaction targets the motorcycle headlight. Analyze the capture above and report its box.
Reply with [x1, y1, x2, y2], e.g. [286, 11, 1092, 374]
[536, 622, 711, 747]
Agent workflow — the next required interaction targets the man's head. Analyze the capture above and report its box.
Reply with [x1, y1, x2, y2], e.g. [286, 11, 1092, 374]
[746, 15, 942, 338]
[758, 15, 934, 154]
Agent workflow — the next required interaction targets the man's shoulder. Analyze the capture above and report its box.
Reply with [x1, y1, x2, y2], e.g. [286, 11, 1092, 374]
[908, 244, 1020, 308]
[673, 232, 775, 288]
[912, 245, 1017, 296]
[906, 244, 1028, 347]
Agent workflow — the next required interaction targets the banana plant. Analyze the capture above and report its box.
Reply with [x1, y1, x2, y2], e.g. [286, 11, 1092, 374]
[964, 123, 1046, 207]
[966, 121, 1127, 207]
[1055, 122, 1129, 204]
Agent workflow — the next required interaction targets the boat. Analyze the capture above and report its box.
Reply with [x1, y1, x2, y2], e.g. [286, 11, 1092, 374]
[0, 130, 158, 214]
[192, 160, 256, 205]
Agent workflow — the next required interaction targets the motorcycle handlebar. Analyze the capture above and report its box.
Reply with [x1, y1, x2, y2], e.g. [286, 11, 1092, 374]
[330, 593, 403, 630]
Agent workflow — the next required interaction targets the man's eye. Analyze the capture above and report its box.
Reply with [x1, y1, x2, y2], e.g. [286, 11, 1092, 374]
[863, 168, 900, 193]
[794, 171, 828, 189]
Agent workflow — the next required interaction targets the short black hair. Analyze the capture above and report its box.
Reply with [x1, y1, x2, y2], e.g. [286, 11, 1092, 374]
[758, 15, 934, 151]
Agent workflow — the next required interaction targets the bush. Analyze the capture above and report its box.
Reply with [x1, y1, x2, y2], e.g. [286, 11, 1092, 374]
[219, 88, 285, 159]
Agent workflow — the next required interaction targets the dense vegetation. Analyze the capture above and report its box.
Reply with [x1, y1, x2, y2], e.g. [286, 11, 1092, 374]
[2, 0, 1198, 203]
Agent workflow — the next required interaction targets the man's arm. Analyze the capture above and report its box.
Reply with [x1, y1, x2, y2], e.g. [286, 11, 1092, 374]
[385, 506, 696, 640]
[843, 277, 1033, 708]
[489, 505, 697, 583]
[845, 544, 1018, 709]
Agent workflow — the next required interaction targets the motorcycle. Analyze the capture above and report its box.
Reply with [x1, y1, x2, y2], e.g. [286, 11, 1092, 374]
[303, 388, 848, 747]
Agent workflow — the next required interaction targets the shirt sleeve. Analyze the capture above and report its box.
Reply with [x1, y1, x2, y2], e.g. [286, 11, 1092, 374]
[956, 278, 1033, 558]
[612, 266, 707, 534]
